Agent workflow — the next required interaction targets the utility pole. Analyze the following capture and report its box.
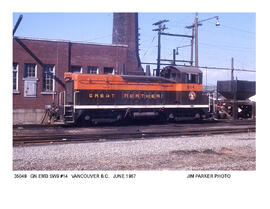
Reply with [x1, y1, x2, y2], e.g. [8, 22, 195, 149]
[173, 49, 176, 65]
[153, 20, 169, 76]
[231, 57, 234, 80]
[157, 29, 161, 74]
[190, 28, 194, 66]
[186, 13, 201, 68]
[194, 13, 199, 67]
[186, 13, 220, 68]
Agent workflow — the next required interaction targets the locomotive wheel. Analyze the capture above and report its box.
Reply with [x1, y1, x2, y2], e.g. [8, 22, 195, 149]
[77, 112, 92, 126]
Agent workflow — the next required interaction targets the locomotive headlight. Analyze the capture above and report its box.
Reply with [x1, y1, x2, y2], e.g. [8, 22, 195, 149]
[188, 91, 196, 100]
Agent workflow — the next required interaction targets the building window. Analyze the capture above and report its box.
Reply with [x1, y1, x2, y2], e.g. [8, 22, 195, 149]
[70, 65, 82, 74]
[87, 66, 99, 74]
[13, 63, 18, 91]
[43, 64, 55, 92]
[24, 63, 37, 78]
[104, 67, 114, 74]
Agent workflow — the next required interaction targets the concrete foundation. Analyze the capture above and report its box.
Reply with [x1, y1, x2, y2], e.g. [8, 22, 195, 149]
[13, 109, 45, 125]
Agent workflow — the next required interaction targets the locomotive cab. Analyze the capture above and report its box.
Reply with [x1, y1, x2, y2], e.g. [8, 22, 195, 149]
[159, 66, 209, 120]
[160, 66, 202, 84]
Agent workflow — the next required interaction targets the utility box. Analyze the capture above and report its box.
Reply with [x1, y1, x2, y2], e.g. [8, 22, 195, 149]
[24, 78, 38, 97]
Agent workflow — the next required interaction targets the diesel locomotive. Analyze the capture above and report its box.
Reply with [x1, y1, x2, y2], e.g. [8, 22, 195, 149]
[61, 65, 209, 124]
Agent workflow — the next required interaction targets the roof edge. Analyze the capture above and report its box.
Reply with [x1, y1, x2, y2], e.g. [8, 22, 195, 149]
[13, 36, 128, 48]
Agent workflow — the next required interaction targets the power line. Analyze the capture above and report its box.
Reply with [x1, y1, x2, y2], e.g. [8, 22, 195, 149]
[198, 65, 255, 72]
[222, 25, 255, 35]
[199, 42, 255, 51]
[142, 36, 156, 58]
[141, 62, 255, 72]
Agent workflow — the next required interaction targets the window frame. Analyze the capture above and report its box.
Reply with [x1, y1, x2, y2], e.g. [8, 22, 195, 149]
[42, 64, 55, 93]
[13, 63, 19, 93]
[24, 63, 37, 78]
[70, 65, 82, 74]
[87, 66, 99, 74]
[186, 73, 199, 84]
[103, 67, 115, 75]
[190, 74, 197, 84]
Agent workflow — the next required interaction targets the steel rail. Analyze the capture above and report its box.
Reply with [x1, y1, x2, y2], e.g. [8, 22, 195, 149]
[13, 126, 255, 146]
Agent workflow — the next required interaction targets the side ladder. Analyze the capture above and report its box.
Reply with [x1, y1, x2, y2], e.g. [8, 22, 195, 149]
[64, 105, 75, 123]
[60, 91, 75, 124]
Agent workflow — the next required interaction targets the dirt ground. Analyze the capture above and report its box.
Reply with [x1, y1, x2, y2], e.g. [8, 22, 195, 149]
[13, 132, 255, 170]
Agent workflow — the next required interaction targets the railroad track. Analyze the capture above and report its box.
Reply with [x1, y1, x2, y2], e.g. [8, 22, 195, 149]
[13, 125, 255, 146]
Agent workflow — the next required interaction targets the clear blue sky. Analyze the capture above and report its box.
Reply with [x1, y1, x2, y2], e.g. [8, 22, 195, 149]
[13, 12, 256, 85]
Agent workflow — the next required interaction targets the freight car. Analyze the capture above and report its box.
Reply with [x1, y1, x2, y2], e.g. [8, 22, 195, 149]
[61, 66, 209, 124]
[214, 80, 256, 119]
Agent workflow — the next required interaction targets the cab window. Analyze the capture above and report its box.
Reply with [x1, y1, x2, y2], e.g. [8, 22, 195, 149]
[190, 74, 197, 83]
[171, 73, 176, 80]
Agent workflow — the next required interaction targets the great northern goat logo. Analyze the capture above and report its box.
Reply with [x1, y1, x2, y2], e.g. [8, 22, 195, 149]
[188, 91, 196, 100]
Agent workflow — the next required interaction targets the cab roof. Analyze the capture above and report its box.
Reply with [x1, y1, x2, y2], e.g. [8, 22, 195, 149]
[162, 66, 202, 74]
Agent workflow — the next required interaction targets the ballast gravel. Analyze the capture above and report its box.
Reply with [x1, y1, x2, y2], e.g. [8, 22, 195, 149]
[13, 132, 255, 170]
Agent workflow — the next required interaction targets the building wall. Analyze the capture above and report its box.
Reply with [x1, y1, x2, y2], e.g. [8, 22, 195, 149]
[13, 109, 46, 125]
[13, 38, 69, 110]
[70, 42, 127, 75]
[13, 37, 128, 124]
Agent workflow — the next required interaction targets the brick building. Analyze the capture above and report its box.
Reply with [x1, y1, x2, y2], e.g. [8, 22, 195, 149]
[13, 37, 133, 124]
[13, 12, 145, 125]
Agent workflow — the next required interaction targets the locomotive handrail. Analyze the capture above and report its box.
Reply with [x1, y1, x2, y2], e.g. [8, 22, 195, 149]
[63, 91, 66, 115]
[59, 91, 65, 107]
[73, 91, 79, 108]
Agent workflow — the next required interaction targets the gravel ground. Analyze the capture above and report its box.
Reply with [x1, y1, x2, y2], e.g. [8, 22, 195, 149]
[13, 132, 256, 170]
